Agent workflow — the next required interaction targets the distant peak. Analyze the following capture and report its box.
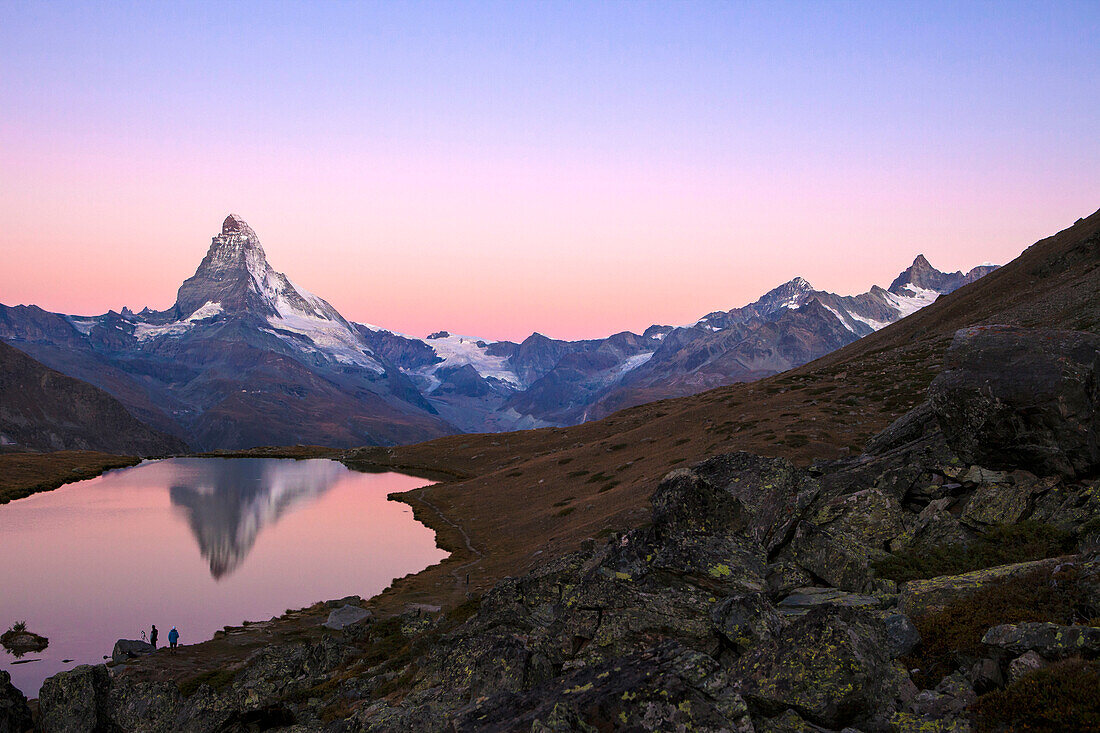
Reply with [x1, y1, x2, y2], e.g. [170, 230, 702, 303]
[789, 276, 813, 290]
[912, 254, 932, 267]
[221, 214, 256, 238]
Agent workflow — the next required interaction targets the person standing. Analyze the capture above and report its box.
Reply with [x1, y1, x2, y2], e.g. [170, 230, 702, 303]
[168, 626, 179, 653]
[150, 625, 158, 649]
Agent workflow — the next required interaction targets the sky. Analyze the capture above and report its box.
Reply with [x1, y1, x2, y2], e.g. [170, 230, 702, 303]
[1, 1, 1098, 341]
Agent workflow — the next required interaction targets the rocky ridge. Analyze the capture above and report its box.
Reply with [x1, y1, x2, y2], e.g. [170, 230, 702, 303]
[18, 324, 1100, 730]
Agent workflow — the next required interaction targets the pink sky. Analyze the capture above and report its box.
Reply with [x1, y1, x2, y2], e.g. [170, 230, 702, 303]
[1, 3, 1098, 341]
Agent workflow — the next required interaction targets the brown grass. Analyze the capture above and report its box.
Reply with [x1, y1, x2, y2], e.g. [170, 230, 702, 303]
[0, 451, 141, 504]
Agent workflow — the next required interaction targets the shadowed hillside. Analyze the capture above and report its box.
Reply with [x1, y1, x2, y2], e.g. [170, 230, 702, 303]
[350, 207, 1100, 611]
[0, 340, 188, 455]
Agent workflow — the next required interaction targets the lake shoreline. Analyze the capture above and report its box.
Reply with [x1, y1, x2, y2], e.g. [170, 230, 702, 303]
[0, 453, 453, 699]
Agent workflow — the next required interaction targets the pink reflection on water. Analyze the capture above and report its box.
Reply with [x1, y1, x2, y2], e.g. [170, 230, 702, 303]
[0, 458, 447, 697]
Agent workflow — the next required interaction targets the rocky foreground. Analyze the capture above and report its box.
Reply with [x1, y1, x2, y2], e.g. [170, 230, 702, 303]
[4, 324, 1100, 731]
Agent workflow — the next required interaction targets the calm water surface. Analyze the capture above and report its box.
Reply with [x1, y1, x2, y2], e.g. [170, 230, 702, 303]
[0, 458, 447, 696]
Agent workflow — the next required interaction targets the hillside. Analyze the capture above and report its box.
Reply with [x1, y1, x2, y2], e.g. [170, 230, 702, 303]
[350, 206, 1100, 611]
[0, 340, 187, 455]
[31, 206, 1100, 731]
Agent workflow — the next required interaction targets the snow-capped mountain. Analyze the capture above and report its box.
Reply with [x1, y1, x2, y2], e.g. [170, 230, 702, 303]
[359, 255, 998, 428]
[138, 214, 386, 373]
[0, 214, 999, 448]
[0, 215, 453, 450]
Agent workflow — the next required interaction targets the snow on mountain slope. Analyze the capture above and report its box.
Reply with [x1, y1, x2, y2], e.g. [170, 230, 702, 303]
[110, 214, 389, 373]
[419, 332, 521, 388]
[265, 278, 385, 373]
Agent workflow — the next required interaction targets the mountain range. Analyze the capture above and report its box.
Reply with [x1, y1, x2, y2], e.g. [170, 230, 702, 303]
[0, 215, 996, 451]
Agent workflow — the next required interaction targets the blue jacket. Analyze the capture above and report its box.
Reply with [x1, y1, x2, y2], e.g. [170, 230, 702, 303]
[168, 629, 179, 643]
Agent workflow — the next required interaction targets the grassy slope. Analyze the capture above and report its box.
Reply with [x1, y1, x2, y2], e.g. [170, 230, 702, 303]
[0, 451, 142, 504]
[353, 206, 1100, 614]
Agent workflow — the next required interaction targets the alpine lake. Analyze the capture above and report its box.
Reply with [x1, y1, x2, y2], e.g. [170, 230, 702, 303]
[0, 458, 447, 697]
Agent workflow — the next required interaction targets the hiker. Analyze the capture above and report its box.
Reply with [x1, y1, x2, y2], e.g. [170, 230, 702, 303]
[168, 626, 179, 652]
[150, 625, 158, 648]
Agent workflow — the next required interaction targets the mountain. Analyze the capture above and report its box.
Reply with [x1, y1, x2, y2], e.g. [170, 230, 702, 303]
[337, 206, 1100, 650]
[0, 214, 996, 449]
[361, 255, 997, 428]
[0, 216, 455, 451]
[0, 340, 186, 454]
[580, 256, 998, 419]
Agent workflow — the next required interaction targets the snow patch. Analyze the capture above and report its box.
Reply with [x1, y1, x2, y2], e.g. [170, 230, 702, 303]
[821, 304, 856, 333]
[186, 301, 224, 321]
[265, 311, 385, 373]
[886, 286, 940, 317]
[67, 317, 98, 335]
[415, 332, 521, 388]
[848, 312, 890, 331]
[616, 351, 654, 375]
[133, 321, 194, 342]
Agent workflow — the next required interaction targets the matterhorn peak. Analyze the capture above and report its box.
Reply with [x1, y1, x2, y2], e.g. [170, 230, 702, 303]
[173, 214, 275, 319]
[221, 213, 258, 239]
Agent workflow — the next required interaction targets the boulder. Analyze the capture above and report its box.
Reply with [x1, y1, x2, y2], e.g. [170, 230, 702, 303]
[889, 498, 970, 553]
[765, 561, 814, 598]
[0, 670, 32, 733]
[753, 708, 820, 732]
[111, 638, 155, 663]
[37, 664, 113, 733]
[897, 557, 1064, 618]
[960, 472, 1057, 529]
[783, 521, 892, 593]
[775, 589, 918, 658]
[882, 612, 922, 659]
[710, 592, 782, 652]
[651, 467, 749, 537]
[454, 641, 755, 732]
[967, 657, 1004, 693]
[806, 487, 909, 549]
[864, 400, 939, 456]
[907, 672, 976, 719]
[929, 326, 1100, 479]
[776, 587, 885, 617]
[690, 453, 820, 553]
[1007, 650, 1046, 682]
[732, 606, 901, 729]
[322, 604, 372, 631]
[982, 622, 1100, 660]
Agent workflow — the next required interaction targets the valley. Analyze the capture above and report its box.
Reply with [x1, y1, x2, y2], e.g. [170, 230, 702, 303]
[2, 207, 1097, 730]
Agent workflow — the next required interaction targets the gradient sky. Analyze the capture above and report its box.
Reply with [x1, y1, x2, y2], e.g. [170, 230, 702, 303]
[2, 1, 1098, 341]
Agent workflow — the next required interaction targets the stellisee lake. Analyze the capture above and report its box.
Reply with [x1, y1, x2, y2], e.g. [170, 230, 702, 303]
[0, 458, 448, 697]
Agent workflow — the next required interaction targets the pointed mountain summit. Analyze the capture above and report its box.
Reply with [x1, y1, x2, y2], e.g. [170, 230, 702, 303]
[175, 215, 353, 330]
[221, 213, 256, 237]
[888, 254, 997, 297]
[756, 276, 815, 314]
[174, 213, 276, 318]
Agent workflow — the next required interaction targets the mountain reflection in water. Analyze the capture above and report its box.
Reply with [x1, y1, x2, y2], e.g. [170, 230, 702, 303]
[168, 459, 345, 578]
[0, 458, 446, 698]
